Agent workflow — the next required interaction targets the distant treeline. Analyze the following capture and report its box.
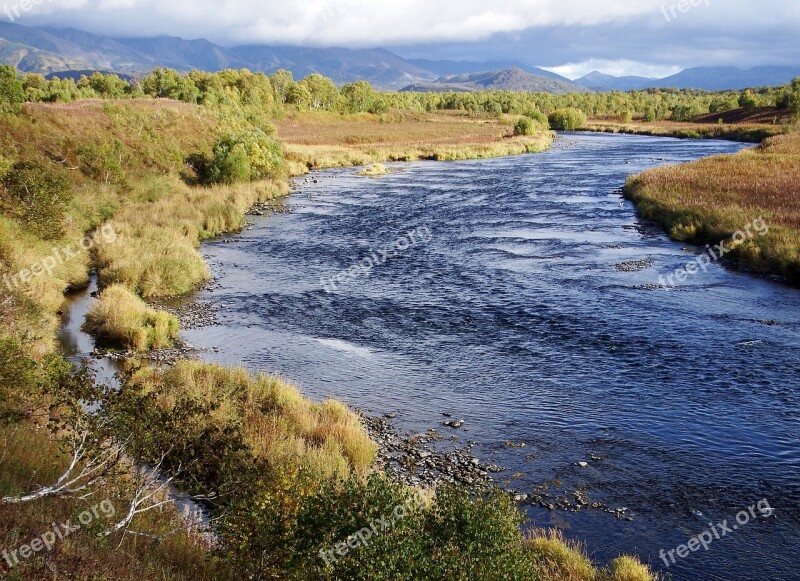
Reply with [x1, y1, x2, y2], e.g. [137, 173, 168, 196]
[2, 65, 799, 121]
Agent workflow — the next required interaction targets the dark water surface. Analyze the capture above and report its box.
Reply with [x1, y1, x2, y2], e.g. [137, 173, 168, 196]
[185, 133, 799, 580]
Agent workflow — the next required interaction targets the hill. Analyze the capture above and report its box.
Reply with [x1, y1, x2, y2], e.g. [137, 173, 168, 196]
[402, 68, 591, 93]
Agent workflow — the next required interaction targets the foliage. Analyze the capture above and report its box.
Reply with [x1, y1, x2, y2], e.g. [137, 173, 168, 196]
[548, 107, 588, 130]
[514, 116, 541, 135]
[204, 128, 287, 184]
[0, 65, 24, 107]
[1, 161, 72, 240]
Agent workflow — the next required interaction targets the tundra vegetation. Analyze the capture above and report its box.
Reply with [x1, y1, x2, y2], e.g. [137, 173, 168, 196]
[2, 63, 798, 578]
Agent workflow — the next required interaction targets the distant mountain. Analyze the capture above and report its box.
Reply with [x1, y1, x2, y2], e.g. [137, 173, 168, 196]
[576, 71, 654, 92]
[646, 66, 800, 90]
[228, 46, 436, 89]
[402, 68, 591, 94]
[2, 21, 799, 93]
[407, 58, 570, 81]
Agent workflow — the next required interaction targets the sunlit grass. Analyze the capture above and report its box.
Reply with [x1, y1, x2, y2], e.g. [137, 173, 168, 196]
[84, 284, 179, 351]
[128, 362, 377, 479]
[625, 131, 800, 284]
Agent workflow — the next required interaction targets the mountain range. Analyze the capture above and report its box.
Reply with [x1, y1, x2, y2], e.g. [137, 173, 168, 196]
[1, 20, 799, 92]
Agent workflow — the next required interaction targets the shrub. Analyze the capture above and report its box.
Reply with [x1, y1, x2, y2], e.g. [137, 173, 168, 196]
[1, 161, 72, 240]
[514, 117, 539, 136]
[524, 109, 549, 127]
[738, 89, 758, 111]
[0, 65, 24, 106]
[204, 129, 287, 184]
[83, 284, 179, 352]
[548, 108, 588, 131]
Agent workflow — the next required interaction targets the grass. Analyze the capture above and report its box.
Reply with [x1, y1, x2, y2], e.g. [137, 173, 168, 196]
[83, 284, 180, 352]
[582, 118, 786, 142]
[127, 362, 377, 480]
[524, 530, 657, 581]
[624, 130, 800, 284]
[357, 163, 390, 176]
[0, 422, 228, 580]
[275, 110, 553, 172]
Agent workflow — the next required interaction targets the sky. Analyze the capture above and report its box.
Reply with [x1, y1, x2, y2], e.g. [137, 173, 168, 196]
[8, 0, 800, 78]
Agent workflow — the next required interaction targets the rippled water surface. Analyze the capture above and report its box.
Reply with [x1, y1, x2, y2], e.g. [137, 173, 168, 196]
[186, 133, 799, 580]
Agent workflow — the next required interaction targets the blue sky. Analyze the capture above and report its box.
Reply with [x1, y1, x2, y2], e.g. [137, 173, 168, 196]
[9, 0, 800, 78]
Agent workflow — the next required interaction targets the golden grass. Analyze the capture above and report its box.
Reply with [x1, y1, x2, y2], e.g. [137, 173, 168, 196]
[583, 119, 785, 142]
[524, 530, 656, 581]
[625, 131, 800, 283]
[276, 110, 553, 171]
[357, 163, 390, 176]
[84, 284, 179, 352]
[93, 175, 287, 298]
[128, 362, 377, 479]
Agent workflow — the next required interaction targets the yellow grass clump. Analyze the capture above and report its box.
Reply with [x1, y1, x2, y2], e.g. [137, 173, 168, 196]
[84, 284, 179, 352]
[524, 529, 657, 581]
[128, 361, 377, 479]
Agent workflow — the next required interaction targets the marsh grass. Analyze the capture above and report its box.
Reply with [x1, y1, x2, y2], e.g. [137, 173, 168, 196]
[276, 110, 552, 171]
[84, 284, 179, 352]
[583, 119, 785, 142]
[625, 131, 800, 283]
[128, 362, 377, 479]
[524, 529, 657, 581]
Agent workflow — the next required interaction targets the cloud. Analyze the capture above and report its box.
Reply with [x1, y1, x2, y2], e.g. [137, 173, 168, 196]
[11, 0, 800, 75]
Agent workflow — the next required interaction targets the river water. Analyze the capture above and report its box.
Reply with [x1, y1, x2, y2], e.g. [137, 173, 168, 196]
[179, 133, 798, 580]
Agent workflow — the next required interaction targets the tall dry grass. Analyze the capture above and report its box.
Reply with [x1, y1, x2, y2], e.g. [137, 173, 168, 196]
[84, 284, 180, 352]
[128, 362, 377, 479]
[276, 110, 553, 171]
[625, 131, 800, 283]
[524, 529, 657, 581]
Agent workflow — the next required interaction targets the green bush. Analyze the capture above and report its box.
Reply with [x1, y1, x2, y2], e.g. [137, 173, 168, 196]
[524, 109, 549, 127]
[217, 472, 536, 580]
[1, 161, 72, 239]
[204, 128, 287, 184]
[514, 117, 538, 136]
[0, 65, 24, 107]
[548, 108, 588, 131]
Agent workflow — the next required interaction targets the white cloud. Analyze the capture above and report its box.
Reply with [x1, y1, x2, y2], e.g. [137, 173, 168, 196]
[24, 0, 671, 44]
[543, 60, 682, 80]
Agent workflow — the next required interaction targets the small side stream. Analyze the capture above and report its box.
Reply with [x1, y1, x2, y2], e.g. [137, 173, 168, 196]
[57, 273, 210, 532]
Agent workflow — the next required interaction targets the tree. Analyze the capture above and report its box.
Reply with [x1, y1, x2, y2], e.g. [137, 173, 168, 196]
[0, 65, 24, 106]
[204, 129, 286, 184]
[300, 74, 340, 110]
[738, 89, 758, 111]
[789, 77, 800, 117]
[270, 69, 294, 104]
[547, 108, 587, 131]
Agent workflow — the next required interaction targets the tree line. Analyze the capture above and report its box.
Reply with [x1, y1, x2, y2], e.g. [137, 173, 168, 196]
[2, 64, 799, 122]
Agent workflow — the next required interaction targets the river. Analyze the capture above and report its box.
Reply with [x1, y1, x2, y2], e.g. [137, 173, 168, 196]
[65, 132, 800, 580]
